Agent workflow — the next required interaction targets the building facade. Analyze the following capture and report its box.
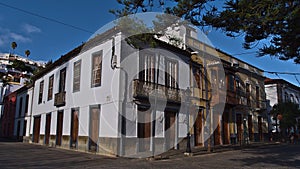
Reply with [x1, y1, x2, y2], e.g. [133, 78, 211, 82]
[0, 25, 263, 157]
[0, 91, 17, 137]
[13, 85, 33, 141]
[265, 78, 300, 133]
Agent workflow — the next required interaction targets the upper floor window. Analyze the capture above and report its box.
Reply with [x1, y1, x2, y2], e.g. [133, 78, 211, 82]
[165, 58, 178, 88]
[236, 78, 240, 92]
[246, 83, 250, 106]
[256, 86, 260, 108]
[91, 52, 102, 87]
[18, 97, 23, 117]
[192, 65, 202, 89]
[210, 69, 217, 92]
[284, 92, 289, 102]
[290, 94, 295, 103]
[59, 68, 66, 92]
[25, 94, 29, 116]
[38, 81, 44, 104]
[73, 60, 81, 92]
[228, 74, 235, 91]
[139, 53, 156, 83]
[48, 75, 54, 100]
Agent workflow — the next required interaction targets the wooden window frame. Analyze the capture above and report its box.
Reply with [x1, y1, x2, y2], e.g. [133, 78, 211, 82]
[73, 60, 81, 92]
[91, 52, 102, 88]
[38, 81, 44, 104]
[48, 75, 54, 100]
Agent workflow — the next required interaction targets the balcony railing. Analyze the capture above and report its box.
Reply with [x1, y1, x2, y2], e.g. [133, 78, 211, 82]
[132, 79, 184, 103]
[54, 91, 66, 107]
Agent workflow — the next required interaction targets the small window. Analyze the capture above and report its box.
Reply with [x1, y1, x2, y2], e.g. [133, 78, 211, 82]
[246, 83, 250, 106]
[91, 52, 102, 87]
[256, 86, 260, 108]
[73, 60, 81, 92]
[48, 75, 54, 100]
[59, 68, 67, 92]
[38, 81, 44, 104]
[25, 94, 29, 116]
[18, 97, 23, 117]
[228, 74, 235, 91]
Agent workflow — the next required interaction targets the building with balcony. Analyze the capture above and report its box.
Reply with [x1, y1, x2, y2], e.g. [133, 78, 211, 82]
[27, 23, 269, 157]
[265, 78, 300, 133]
[28, 25, 219, 157]
[184, 29, 268, 145]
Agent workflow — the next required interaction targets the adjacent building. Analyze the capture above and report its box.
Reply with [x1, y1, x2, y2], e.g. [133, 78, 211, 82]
[13, 85, 33, 141]
[0, 91, 17, 137]
[265, 78, 300, 133]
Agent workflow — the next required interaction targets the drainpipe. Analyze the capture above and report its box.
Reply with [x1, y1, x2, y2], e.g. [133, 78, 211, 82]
[28, 85, 34, 143]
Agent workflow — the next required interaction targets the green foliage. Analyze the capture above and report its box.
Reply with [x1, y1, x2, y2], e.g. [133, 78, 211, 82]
[11, 60, 33, 73]
[25, 50, 31, 57]
[112, 0, 300, 63]
[11, 41, 17, 50]
[271, 102, 300, 130]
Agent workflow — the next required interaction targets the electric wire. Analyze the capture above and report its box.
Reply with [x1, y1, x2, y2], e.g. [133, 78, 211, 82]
[0, 2, 93, 34]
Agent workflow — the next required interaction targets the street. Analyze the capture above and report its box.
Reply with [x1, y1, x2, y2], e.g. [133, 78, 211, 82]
[0, 140, 299, 169]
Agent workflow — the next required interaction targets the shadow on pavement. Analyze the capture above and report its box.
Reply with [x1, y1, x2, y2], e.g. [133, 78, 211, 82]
[229, 144, 300, 168]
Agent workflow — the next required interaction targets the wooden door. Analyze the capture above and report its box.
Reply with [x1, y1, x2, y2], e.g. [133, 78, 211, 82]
[248, 115, 253, 141]
[16, 121, 21, 141]
[56, 111, 64, 146]
[194, 110, 202, 146]
[70, 109, 79, 148]
[33, 116, 41, 143]
[222, 112, 230, 144]
[165, 112, 176, 150]
[89, 106, 100, 152]
[214, 122, 221, 145]
[23, 120, 27, 136]
[137, 108, 151, 152]
[236, 114, 242, 144]
[258, 116, 263, 141]
[45, 113, 51, 145]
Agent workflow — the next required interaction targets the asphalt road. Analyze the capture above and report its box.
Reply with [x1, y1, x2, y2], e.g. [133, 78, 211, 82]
[0, 140, 299, 169]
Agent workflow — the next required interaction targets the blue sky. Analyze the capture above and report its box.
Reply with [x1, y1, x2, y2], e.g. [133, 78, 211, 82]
[0, 0, 299, 86]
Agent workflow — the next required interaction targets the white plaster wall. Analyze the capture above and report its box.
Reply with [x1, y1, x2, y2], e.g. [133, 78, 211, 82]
[14, 87, 33, 137]
[31, 33, 122, 138]
[265, 84, 278, 107]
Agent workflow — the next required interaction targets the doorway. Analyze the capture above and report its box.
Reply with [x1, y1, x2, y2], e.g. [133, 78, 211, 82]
[137, 107, 151, 152]
[70, 109, 79, 148]
[164, 111, 176, 150]
[45, 113, 51, 145]
[33, 116, 41, 143]
[56, 111, 64, 146]
[89, 105, 100, 152]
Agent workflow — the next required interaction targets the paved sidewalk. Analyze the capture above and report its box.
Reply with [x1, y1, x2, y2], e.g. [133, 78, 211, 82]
[152, 141, 281, 160]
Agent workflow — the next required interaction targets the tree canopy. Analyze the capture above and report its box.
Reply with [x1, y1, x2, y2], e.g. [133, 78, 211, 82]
[111, 0, 300, 63]
[11, 60, 33, 73]
[271, 102, 300, 130]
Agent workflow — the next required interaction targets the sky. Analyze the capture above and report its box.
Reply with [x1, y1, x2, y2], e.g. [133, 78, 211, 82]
[0, 0, 299, 86]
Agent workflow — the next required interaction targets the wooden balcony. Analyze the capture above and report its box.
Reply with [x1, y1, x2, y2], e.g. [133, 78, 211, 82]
[54, 92, 66, 107]
[132, 79, 184, 103]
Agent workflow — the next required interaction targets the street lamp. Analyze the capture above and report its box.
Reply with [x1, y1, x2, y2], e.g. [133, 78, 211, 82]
[184, 87, 192, 156]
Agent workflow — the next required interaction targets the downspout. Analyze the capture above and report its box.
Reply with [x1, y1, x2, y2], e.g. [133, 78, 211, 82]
[28, 84, 35, 143]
